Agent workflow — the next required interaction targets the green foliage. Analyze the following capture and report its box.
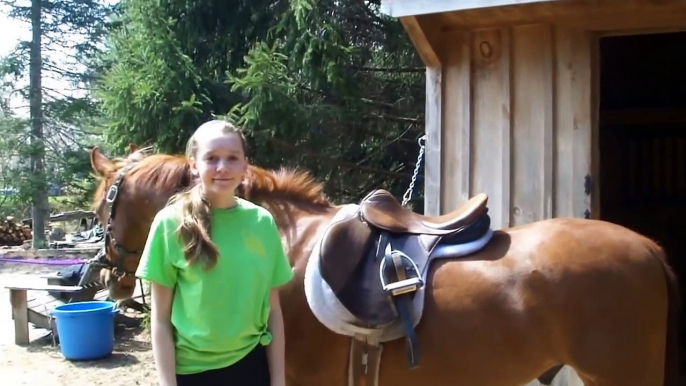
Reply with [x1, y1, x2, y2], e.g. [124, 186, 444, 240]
[0, 113, 34, 216]
[227, 0, 426, 205]
[95, 0, 427, 207]
[96, 0, 280, 153]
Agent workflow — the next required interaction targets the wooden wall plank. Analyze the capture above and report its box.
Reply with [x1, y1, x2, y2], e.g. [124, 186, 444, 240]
[500, 29, 512, 228]
[433, 24, 595, 227]
[424, 67, 442, 216]
[511, 24, 554, 226]
[470, 28, 511, 229]
[554, 26, 593, 219]
[439, 31, 472, 212]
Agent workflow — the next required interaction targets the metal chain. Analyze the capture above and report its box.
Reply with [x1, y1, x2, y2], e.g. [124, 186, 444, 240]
[402, 134, 426, 207]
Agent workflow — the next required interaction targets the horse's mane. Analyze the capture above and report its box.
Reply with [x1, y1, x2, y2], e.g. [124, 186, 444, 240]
[92, 148, 332, 209]
[91, 149, 191, 210]
[240, 165, 332, 207]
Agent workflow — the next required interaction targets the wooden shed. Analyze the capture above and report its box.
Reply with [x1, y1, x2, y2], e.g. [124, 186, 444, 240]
[381, 0, 686, 383]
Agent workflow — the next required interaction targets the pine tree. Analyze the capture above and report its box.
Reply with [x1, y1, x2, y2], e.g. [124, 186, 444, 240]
[0, 0, 113, 247]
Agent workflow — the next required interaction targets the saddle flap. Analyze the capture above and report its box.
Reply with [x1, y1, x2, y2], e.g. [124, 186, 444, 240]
[335, 232, 433, 326]
[319, 212, 375, 295]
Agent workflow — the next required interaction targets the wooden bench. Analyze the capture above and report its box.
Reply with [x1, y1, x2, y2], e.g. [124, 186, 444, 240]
[38, 272, 100, 301]
[6, 281, 143, 345]
[6, 283, 83, 345]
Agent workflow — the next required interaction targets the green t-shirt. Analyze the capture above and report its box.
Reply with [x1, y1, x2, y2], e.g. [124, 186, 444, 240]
[135, 197, 294, 374]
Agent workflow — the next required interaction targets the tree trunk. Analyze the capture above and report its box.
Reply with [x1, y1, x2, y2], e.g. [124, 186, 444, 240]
[30, 0, 48, 249]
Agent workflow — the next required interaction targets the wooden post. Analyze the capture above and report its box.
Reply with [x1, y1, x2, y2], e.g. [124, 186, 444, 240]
[6, 283, 84, 345]
[10, 289, 29, 345]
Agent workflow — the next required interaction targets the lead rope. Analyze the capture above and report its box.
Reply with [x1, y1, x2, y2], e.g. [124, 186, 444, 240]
[401, 135, 426, 207]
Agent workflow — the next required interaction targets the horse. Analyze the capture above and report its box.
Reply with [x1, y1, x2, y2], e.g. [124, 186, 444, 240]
[88, 145, 681, 386]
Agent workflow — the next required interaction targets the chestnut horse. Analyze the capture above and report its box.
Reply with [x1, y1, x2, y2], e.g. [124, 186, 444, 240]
[89, 146, 681, 386]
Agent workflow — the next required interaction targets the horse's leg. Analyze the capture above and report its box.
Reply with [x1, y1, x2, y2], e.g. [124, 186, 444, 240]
[562, 252, 676, 386]
[572, 318, 668, 385]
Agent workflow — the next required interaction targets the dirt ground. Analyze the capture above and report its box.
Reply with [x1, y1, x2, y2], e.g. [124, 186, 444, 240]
[0, 260, 157, 386]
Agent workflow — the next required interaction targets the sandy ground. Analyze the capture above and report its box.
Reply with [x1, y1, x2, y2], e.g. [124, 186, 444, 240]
[0, 260, 157, 386]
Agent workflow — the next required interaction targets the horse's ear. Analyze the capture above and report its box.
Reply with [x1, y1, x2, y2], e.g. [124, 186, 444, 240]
[237, 165, 257, 198]
[90, 146, 115, 177]
[128, 143, 140, 153]
[236, 179, 248, 198]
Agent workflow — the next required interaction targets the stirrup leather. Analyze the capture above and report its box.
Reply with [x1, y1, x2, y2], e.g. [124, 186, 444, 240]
[380, 247, 424, 296]
[376, 232, 423, 368]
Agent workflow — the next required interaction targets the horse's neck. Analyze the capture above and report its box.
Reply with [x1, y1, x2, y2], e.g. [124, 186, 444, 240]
[269, 204, 342, 265]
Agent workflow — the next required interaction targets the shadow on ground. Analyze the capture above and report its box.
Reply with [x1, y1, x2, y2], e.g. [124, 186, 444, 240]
[24, 323, 150, 368]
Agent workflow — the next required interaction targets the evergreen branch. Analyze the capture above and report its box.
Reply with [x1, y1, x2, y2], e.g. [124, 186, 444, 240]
[48, 120, 87, 141]
[358, 165, 406, 195]
[263, 135, 411, 179]
[42, 86, 73, 100]
[367, 113, 421, 125]
[42, 35, 83, 51]
[355, 124, 416, 165]
[363, 5, 389, 27]
[350, 66, 424, 73]
[43, 61, 92, 81]
[4, 88, 27, 98]
[296, 83, 400, 110]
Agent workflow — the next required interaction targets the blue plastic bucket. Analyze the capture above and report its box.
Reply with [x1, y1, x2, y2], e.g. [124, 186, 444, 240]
[49, 301, 119, 361]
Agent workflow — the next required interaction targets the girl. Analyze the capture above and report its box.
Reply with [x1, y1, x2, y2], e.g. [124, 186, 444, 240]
[135, 120, 294, 386]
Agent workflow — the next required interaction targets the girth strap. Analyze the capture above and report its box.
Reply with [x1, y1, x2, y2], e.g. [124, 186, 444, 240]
[349, 335, 384, 386]
[394, 285, 420, 367]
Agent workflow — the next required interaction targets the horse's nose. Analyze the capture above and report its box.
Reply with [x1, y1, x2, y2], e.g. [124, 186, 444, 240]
[100, 269, 113, 288]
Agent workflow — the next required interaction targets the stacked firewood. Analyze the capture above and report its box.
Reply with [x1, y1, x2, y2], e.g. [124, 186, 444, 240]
[0, 216, 33, 246]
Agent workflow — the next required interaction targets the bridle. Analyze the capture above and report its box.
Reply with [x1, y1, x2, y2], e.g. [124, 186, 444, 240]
[89, 162, 144, 278]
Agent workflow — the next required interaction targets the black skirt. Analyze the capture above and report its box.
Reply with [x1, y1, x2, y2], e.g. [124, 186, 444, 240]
[176, 344, 271, 386]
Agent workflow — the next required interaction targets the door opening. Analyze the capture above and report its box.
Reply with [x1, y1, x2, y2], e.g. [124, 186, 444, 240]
[598, 30, 686, 368]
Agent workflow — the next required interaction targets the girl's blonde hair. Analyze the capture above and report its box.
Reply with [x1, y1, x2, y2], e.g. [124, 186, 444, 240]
[168, 120, 248, 269]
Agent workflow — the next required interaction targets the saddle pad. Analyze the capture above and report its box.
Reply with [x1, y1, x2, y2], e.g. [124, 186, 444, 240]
[304, 204, 494, 343]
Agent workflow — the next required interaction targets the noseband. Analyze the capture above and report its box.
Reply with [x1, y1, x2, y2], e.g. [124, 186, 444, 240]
[89, 162, 144, 278]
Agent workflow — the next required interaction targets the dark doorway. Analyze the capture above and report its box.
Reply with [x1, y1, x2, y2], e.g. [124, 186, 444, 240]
[598, 30, 686, 367]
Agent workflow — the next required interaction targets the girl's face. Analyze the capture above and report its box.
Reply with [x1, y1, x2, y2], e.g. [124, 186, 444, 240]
[190, 131, 248, 203]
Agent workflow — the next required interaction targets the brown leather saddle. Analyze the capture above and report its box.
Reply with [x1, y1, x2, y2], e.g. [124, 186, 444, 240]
[360, 189, 489, 234]
[318, 189, 491, 369]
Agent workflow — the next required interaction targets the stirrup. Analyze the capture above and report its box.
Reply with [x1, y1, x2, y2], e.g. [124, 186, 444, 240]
[379, 249, 424, 296]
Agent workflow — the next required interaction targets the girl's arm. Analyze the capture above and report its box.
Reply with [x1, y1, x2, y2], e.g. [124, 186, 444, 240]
[150, 282, 177, 386]
[267, 289, 287, 386]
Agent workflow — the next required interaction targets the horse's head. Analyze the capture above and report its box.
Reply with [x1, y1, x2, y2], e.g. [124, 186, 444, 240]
[89, 145, 192, 299]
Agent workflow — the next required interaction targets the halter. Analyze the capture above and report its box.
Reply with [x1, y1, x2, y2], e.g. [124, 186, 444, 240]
[89, 162, 144, 278]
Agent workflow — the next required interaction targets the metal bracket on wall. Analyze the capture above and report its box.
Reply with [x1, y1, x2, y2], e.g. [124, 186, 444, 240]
[584, 174, 592, 219]
[584, 174, 593, 196]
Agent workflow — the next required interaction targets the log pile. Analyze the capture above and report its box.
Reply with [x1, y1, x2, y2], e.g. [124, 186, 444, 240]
[0, 216, 33, 246]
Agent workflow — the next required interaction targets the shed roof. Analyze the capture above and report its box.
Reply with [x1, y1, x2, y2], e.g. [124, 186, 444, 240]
[379, 0, 564, 18]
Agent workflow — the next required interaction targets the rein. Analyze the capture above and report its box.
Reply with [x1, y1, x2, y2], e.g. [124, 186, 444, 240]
[88, 162, 144, 278]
